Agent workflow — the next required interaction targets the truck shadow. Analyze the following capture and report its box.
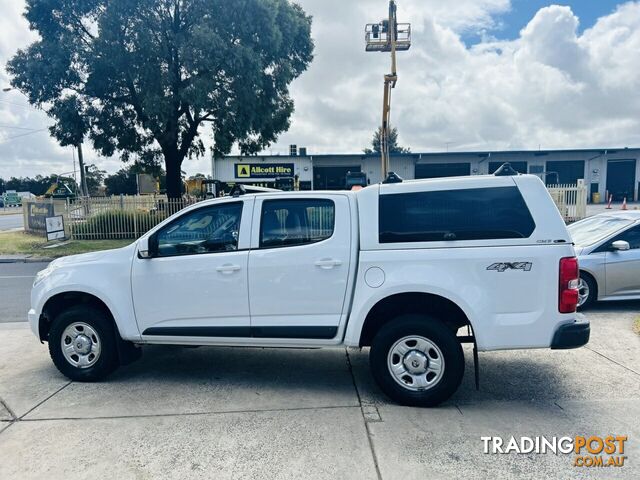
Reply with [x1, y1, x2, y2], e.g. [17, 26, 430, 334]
[106, 342, 626, 409]
[110, 344, 358, 400]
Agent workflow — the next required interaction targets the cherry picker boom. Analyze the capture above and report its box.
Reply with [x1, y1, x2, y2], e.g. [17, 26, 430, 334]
[365, 1, 411, 179]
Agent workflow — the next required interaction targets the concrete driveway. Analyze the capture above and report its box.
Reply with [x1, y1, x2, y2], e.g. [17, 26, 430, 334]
[0, 304, 639, 479]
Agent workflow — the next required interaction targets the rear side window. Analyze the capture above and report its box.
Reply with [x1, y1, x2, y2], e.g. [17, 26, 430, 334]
[260, 199, 335, 248]
[379, 186, 535, 243]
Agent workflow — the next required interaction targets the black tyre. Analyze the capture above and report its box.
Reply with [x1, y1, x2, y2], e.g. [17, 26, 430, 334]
[48, 305, 119, 381]
[577, 273, 597, 309]
[370, 314, 464, 407]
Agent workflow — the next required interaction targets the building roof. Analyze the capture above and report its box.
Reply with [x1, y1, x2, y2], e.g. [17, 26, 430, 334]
[225, 147, 640, 160]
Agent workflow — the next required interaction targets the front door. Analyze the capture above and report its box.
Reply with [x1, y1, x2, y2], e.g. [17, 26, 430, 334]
[248, 195, 351, 339]
[132, 199, 253, 338]
[605, 225, 640, 297]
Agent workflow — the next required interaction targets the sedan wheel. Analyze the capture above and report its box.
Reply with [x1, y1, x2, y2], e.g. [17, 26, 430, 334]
[577, 274, 596, 309]
[577, 278, 590, 307]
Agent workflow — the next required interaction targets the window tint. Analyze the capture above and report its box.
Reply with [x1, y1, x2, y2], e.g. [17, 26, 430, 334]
[379, 187, 535, 243]
[156, 203, 242, 256]
[260, 199, 334, 248]
[610, 225, 640, 250]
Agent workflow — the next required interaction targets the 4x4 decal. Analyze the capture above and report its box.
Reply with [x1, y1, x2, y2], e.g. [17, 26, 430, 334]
[486, 262, 532, 272]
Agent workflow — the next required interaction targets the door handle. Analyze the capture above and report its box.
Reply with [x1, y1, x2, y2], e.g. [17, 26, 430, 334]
[216, 264, 241, 274]
[314, 258, 342, 269]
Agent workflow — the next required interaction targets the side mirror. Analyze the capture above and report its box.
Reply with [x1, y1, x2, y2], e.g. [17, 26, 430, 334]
[137, 234, 156, 259]
[611, 240, 630, 251]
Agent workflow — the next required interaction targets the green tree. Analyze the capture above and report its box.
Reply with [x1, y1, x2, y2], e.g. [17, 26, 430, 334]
[364, 127, 411, 154]
[7, 0, 314, 198]
[104, 169, 138, 196]
[85, 164, 107, 196]
[104, 160, 166, 195]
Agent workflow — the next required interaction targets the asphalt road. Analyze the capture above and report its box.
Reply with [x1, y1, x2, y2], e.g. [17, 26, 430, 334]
[0, 262, 48, 323]
[0, 213, 24, 231]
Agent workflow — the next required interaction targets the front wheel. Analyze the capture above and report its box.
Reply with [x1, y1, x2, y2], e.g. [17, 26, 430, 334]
[48, 305, 119, 381]
[369, 314, 465, 407]
[577, 274, 597, 309]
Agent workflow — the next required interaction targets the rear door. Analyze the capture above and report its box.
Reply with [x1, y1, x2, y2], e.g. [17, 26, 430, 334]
[248, 194, 351, 339]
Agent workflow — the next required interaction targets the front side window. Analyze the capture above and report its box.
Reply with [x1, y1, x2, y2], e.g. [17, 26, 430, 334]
[603, 225, 640, 250]
[379, 186, 535, 243]
[260, 199, 335, 248]
[156, 203, 242, 256]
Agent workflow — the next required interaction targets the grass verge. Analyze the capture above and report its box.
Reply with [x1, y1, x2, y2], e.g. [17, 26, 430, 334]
[634, 318, 640, 336]
[0, 231, 131, 258]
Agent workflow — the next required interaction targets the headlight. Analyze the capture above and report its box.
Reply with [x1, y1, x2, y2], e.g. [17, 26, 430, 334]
[33, 264, 58, 287]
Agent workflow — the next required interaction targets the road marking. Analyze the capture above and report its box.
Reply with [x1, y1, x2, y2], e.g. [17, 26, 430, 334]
[0, 275, 36, 279]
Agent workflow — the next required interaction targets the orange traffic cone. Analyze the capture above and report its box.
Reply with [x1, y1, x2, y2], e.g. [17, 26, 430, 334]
[622, 197, 628, 210]
[606, 194, 613, 209]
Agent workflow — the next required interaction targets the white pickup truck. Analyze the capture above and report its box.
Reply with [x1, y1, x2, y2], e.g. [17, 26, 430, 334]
[28, 168, 589, 406]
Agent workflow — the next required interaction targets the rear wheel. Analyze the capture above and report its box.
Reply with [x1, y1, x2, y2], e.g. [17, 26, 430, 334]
[48, 305, 119, 381]
[370, 314, 464, 407]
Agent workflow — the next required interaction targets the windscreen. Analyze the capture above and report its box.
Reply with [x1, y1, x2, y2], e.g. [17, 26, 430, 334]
[567, 216, 634, 247]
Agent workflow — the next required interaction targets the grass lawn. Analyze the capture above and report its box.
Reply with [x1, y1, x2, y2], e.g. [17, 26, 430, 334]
[0, 231, 131, 258]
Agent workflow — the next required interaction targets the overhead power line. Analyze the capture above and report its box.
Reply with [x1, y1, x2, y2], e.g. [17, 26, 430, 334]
[0, 99, 36, 110]
[0, 128, 48, 144]
[0, 124, 43, 131]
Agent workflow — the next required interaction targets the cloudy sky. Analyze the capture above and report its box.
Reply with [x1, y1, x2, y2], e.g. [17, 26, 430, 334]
[1, 0, 639, 180]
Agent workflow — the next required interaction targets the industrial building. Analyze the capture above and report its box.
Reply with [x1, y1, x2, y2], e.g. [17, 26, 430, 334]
[213, 146, 640, 202]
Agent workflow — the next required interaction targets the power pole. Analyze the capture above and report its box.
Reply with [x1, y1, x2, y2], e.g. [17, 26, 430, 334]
[366, 1, 411, 179]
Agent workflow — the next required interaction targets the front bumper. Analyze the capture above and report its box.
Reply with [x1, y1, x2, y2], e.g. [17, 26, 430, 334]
[27, 308, 40, 338]
[551, 314, 590, 349]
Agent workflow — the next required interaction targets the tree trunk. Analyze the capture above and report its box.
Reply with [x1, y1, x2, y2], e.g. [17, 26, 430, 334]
[164, 151, 183, 200]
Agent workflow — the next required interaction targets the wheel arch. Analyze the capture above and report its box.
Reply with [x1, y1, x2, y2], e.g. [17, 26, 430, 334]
[358, 292, 473, 347]
[39, 291, 117, 342]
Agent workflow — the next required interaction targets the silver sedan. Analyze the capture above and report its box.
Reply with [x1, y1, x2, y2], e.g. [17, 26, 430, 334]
[568, 211, 640, 308]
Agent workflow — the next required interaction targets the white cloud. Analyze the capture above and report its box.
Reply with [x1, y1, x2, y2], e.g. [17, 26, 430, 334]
[273, 1, 640, 155]
[1, 0, 640, 179]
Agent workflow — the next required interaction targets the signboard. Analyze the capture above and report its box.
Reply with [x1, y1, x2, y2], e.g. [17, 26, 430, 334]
[137, 174, 157, 194]
[27, 202, 54, 232]
[45, 215, 66, 241]
[235, 163, 294, 179]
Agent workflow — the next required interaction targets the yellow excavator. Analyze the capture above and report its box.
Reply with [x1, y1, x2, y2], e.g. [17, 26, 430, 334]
[44, 178, 76, 199]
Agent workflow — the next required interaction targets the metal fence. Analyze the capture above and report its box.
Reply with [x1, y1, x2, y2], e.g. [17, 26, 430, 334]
[67, 196, 196, 240]
[23, 196, 197, 240]
[22, 182, 588, 240]
[547, 179, 587, 223]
